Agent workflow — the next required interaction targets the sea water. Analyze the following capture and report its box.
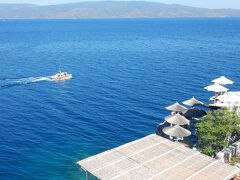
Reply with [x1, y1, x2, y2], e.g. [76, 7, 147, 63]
[0, 18, 240, 179]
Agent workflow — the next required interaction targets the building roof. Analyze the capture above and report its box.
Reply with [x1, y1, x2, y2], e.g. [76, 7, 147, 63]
[77, 134, 240, 180]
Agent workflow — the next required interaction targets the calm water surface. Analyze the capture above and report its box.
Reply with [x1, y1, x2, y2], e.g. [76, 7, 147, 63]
[0, 18, 240, 179]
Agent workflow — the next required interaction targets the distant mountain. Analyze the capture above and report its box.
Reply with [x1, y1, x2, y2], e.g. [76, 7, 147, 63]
[0, 1, 240, 19]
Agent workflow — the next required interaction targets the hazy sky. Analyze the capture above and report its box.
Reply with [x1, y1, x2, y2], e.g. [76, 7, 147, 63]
[0, 0, 239, 9]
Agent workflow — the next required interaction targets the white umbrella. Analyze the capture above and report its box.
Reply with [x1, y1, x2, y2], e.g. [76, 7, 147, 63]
[204, 84, 228, 92]
[165, 102, 188, 113]
[212, 76, 234, 85]
[164, 113, 190, 125]
[163, 125, 191, 138]
[182, 97, 204, 106]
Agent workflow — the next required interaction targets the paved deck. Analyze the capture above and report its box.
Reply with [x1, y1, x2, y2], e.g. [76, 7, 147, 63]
[77, 134, 240, 180]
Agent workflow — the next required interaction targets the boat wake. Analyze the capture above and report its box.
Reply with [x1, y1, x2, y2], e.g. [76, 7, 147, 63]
[0, 76, 51, 88]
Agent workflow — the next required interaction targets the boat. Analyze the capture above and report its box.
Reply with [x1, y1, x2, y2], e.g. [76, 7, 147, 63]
[50, 71, 72, 81]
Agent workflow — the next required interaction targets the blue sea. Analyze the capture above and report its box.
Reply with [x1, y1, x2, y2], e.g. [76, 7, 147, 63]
[0, 18, 240, 179]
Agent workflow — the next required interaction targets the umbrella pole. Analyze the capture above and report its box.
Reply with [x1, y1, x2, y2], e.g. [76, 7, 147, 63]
[215, 92, 219, 104]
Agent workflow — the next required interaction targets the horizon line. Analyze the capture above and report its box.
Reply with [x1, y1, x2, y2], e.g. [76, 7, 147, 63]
[0, 1, 239, 10]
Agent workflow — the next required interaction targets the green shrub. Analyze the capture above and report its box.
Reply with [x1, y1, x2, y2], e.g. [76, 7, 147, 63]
[196, 108, 240, 157]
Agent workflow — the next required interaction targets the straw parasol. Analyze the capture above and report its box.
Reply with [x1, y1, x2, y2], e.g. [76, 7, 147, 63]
[204, 83, 228, 92]
[182, 97, 204, 106]
[212, 76, 234, 85]
[165, 102, 188, 113]
[163, 125, 191, 138]
[164, 113, 190, 125]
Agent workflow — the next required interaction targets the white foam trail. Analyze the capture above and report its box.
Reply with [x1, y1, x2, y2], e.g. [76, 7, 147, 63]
[0, 76, 51, 88]
[24, 77, 50, 82]
[15, 77, 51, 84]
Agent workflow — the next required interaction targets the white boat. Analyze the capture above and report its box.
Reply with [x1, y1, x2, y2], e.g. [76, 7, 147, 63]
[50, 71, 72, 81]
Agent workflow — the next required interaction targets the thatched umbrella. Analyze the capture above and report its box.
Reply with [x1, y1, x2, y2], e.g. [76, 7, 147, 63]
[163, 125, 191, 138]
[164, 113, 190, 126]
[182, 97, 204, 107]
[212, 76, 234, 85]
[165, 102, 188, 113]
